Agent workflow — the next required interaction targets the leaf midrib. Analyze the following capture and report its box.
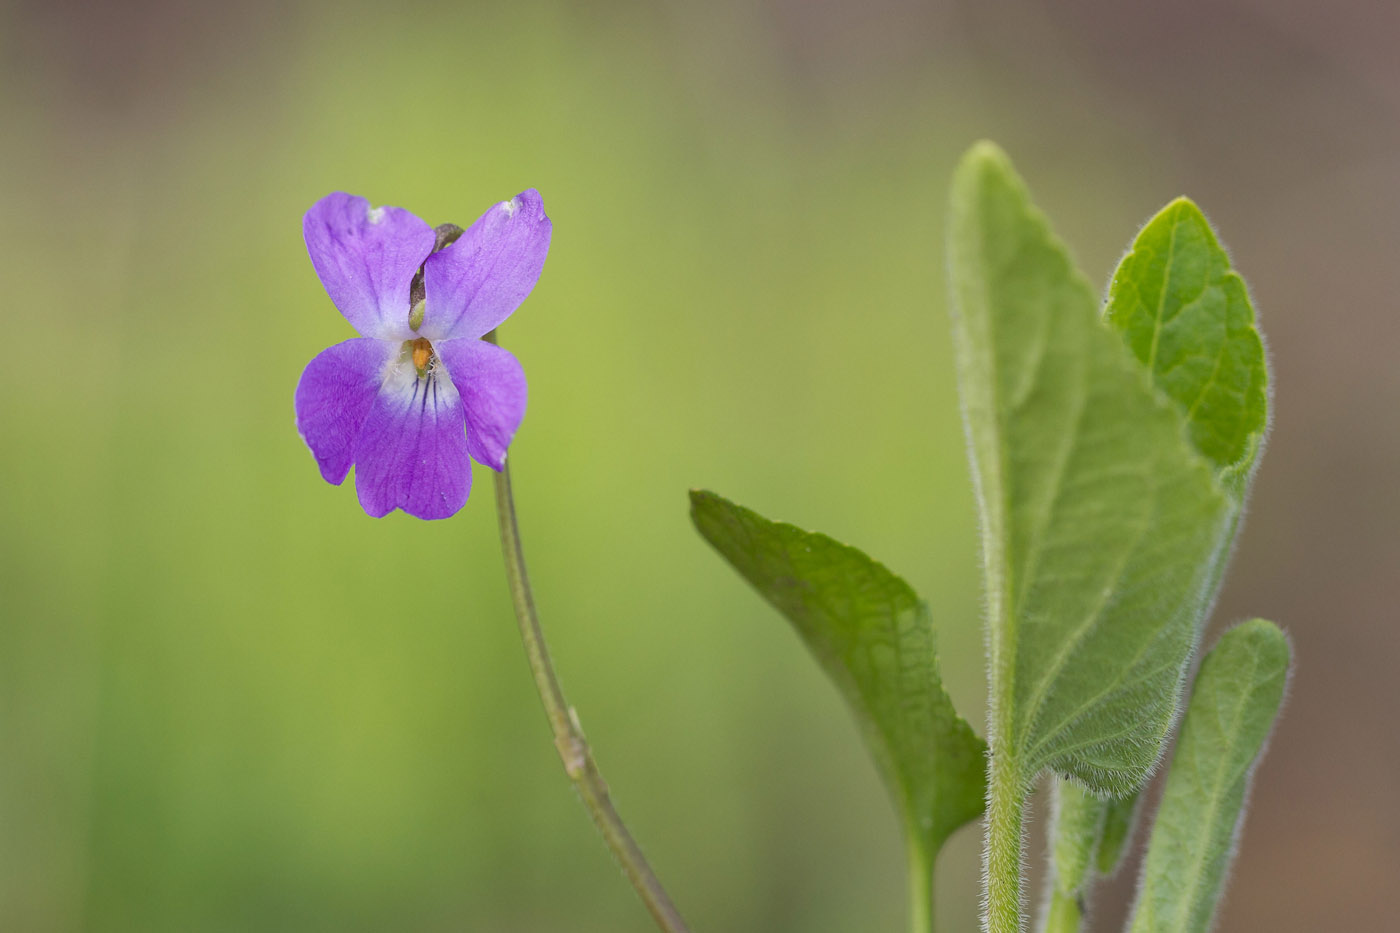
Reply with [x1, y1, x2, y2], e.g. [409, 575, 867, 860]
[1144, 207, 1183, 374]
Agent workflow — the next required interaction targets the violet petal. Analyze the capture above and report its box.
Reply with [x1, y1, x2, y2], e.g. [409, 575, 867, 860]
[436, 338, 527, 471]
[353, 364, 472, 519]
[294, 338, 392, 484]
[420, 189, 551, 340]
[304, 193, 434, 340]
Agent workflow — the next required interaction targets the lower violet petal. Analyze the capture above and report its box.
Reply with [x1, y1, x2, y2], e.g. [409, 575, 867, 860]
[435, 338, 528, 471]
[294, 338, 392, 484]
[353, 363, 472, 519]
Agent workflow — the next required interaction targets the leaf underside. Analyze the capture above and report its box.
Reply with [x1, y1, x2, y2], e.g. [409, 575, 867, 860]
[1128, 619, 1290, 933]
[690, 490, 987, 859]
[947, 143, 1268, 794]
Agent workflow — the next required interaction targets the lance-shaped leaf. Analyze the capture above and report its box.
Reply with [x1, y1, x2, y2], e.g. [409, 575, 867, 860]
[1095, 790, 1141, 876]
[1048, 779, 1107, 901]
[1039, 780, 1141, 932]
[689, 490, 987, 861]
[1040, 779, 1104, 933]
[1128, 619, 1290, 933]
[947, 143, 1264, 794]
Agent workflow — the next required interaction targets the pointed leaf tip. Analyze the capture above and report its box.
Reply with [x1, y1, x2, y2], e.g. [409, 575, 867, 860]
[1106, 194, 1269, 479]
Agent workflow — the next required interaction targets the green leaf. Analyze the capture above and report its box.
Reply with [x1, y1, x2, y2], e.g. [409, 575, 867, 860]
[1094, 790, 1141, 876]
[689, 490, 987, 859]
[1040, 779, 1141, 932]
[1128, 619, 1290, 933]
[1041, 781, 1104, 933]
[947, 142, 1252, 794]
[1048, 778, 1107, 899]
[1104, 198, 1268, 487]
[1041, 889, 1083, 933]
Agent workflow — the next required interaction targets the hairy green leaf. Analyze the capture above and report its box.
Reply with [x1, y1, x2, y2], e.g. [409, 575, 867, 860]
[1094, 790, 1141, 876]
[1105, 198, 1268, 488]
[1040, 779, 1141, 932]
[689, 490, 987, 859]
[1048, 778, 1106, 899]
[1128, 619, 1290, 933]
[947, 143, 1255, 794]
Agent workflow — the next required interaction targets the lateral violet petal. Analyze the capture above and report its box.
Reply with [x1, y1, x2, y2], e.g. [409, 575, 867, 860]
[436, 338, 528, 470]
[420, 189, 551, 340]
[294, 338, 392, 484]
[304, 192, 434, 339]
[353, 363, 472, 519]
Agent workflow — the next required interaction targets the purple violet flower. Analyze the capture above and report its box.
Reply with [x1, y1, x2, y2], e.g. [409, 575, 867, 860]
[295, 190, 550, 519]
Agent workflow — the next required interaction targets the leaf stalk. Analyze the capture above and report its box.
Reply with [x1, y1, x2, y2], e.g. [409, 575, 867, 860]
[908, 836, 936, 933]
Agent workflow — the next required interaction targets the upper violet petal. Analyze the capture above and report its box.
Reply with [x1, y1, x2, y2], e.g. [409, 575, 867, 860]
[353, 363, 472, 519]
[436, 338, 527, 471]
[294, 337, 392, 484]
[304, 193, 434, 339]
[420, 189, 551, 340]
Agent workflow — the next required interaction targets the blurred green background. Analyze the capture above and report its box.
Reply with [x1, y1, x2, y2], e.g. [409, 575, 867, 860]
[1, 1, 1396, 930]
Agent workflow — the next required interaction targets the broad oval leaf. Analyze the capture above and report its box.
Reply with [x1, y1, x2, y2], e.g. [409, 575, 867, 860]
[1128, 619, 1290, 933]
[689, 490, 987, 859]
[947, 143, 1260, 794]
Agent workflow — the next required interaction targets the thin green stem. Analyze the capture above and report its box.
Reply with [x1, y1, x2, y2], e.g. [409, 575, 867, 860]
[984, 753, 1025, 933]
[492, 460, 692, 933]
[907, 837, 935, 933]
[1040, 889, 1082, 933]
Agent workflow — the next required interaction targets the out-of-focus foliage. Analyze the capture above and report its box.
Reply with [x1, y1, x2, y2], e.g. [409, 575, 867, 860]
[1041, 777, 1140, 932]
[1048, 779, 1107, 901]
[1095, 792, 1141, 878]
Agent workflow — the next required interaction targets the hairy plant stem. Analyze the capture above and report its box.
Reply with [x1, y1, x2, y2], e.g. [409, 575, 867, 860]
[907, 837, 936, 933]
[492, 458, 691, 933]
[984, 753, 1025, 933]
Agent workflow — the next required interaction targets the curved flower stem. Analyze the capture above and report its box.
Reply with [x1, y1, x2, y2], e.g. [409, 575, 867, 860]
[492, 459, 692, 933]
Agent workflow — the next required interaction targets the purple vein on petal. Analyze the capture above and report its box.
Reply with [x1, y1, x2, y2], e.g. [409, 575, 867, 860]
[435, 338, 528, 471]
[294, 337, 393, 484]
[304, 193, 435, 340]
[420, 189, 551, 341]
[353, 363, 472, 520]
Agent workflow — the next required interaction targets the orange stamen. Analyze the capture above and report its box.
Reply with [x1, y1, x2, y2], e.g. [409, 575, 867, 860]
[410, 337, 433, 373]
